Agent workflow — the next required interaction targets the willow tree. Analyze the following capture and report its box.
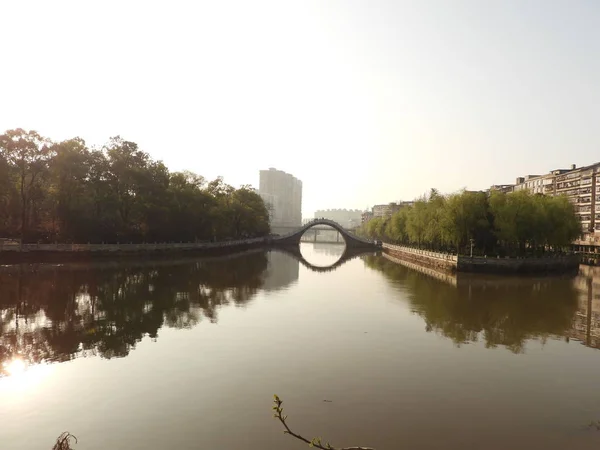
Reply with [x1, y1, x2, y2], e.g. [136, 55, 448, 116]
[488, 190, 580, 255]
[541, 195, 581, 249]
[406, 198, 428, 246]
[443, 190, 490, 253]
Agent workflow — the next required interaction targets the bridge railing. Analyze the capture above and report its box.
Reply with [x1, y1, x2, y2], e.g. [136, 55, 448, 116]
[382, 243, 458, 262]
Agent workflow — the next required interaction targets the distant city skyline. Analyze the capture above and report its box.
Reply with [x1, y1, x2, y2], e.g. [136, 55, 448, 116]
[2, 1, 599, 217]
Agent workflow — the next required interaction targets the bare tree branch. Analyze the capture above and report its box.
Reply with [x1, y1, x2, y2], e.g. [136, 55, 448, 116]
[272, 395, 374, 450]
[52, 432, 77, 450]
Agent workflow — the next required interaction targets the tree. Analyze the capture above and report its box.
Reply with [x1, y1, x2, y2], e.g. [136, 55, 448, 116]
[46, 138, 92, 240]
[443, 190, 490, 253]
[543, 195, 581, 249]
[489, 190, 538, 254]
[423, 188, 446, 249]
[229, 187, 270, 238]
[0, 128, 271, 244]
[0, 150, 18, 236]
[104, 136, 151, 238]
[389, 207, 409, 244]
[0, 129, 53, 241]
[406, 197, 428, 246]
[360, 188, 579, 256]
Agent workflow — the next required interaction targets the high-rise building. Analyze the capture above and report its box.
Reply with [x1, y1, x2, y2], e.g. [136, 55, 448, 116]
[258, 168, 302, 227]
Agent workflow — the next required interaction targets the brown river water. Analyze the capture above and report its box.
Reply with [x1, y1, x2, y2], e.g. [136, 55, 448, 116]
[1, 243, 600, 450]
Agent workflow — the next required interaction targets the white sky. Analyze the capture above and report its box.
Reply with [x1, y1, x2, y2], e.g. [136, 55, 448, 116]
[1, 0, 599, 217]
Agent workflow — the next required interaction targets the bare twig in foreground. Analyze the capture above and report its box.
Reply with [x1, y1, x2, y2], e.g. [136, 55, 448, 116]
[52, 432, 77, 450]
[272, 394, 374, 450]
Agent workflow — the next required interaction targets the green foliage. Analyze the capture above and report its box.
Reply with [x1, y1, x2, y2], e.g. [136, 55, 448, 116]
[0, 129, 270, 243]
[489, 190, 581, 254]
[358, 189, 581, 256]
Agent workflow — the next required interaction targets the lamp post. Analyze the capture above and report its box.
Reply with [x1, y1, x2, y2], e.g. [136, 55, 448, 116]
[470, 238, 474, 258]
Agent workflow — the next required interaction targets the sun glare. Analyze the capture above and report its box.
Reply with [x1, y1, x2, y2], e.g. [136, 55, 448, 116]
[0, 358, 54, 396]
[4, 358, 27, 377]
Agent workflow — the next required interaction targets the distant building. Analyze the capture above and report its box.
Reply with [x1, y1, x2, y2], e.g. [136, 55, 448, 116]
[372, 203, 399, 218]
[361, 201, 413, 222]
[361, 211, 374, 224]
[313, 209, 362, 228]
[489, 184, 515, 194]
[259, 168, 302, 227]
[372, 201, 415, 218]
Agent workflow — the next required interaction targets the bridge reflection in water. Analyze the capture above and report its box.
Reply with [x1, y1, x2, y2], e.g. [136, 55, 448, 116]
[299, 227, 345, 244]
[263, 243, 380, 291]
[276, 245, 379, 273]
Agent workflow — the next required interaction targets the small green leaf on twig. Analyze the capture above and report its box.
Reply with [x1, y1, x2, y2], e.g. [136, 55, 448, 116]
[272, 395, 375, 450]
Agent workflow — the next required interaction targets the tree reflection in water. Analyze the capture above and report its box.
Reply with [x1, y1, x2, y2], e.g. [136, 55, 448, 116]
[363, 255, 579, 353]
[0, 252, 268, 375]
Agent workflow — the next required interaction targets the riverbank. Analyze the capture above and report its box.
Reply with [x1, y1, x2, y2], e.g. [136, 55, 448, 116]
[383, 243, 581, 275]
[0, 237, 271, 263]
[0, 247, 268, 273]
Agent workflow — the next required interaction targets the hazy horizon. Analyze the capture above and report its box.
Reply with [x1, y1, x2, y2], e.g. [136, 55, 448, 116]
[2, 0, 599, 216]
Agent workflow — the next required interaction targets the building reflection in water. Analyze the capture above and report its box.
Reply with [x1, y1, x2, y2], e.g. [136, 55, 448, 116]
[568, 265, 600, 348]
[262, 250, 299, 292]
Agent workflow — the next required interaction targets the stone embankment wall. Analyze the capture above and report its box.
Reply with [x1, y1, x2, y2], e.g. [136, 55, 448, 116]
[383, 243, 581, 275]
[382, 244, 458, 273]
[457, 254, 580, 274]
[0, 248, 267, 273]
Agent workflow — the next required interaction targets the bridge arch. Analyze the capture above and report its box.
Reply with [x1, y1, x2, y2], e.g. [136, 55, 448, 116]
[272, 219, 375, 249]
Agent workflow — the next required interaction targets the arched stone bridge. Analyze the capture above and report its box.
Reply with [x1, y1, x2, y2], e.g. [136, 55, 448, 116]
[272, 219, 376, 249]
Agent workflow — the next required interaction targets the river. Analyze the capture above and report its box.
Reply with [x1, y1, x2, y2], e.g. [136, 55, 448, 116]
[1, 243, 600, 450]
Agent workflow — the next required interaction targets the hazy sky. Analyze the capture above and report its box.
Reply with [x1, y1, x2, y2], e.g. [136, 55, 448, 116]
[1, 1, 599, 217]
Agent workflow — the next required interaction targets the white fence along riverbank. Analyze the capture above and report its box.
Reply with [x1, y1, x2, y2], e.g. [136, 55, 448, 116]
[382, 243, 458, 273]
[382, 243, 580, 274]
